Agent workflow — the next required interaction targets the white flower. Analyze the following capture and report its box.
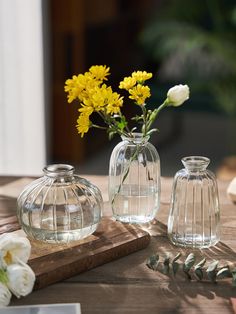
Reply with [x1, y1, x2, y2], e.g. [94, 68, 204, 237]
[167, 84, 190, 107]
[0, 282, 11, 307]
[0, 234, 31, 267]
[6, 263, 35, 298]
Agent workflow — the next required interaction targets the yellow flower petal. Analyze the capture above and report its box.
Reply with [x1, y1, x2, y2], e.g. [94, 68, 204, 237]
[89, 65, 110, 81]
[129, 84, 151, 105]
[131, 71, 152, 83]
[76, 114, 91, 137]
[119, 77, 136, 90]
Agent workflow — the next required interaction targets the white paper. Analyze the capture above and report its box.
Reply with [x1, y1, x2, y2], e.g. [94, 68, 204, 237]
[0, 303, 81, 314]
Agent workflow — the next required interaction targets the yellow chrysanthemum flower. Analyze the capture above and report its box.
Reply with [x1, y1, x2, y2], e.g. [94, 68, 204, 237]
[129, 84, 151, 105]
[119, 77, 136, 90]
[131, 71, 152, 83]
[86, 84, 123, 114]
[106, 92, 123, 114]
[89, 84, 110, 111]
[64, 75, 82, 103]
[76, 113, 91, 137]
[89, 65, 110, 81]
[64, 72, 98, 103]
[78, 104, 94, 116]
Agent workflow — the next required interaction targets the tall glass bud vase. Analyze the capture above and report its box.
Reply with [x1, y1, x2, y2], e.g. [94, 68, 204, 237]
[109, 133, 161, 224]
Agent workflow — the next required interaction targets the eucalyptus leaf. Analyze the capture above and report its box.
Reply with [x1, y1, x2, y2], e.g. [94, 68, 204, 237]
[207, 260, 219, 272]
[183, 253, 195, 280]
[163, 256, 170, 275]
[195, 258, 206, 268]
[206, 260, 219, 283]
[172, 252, 181, 263]
[194, 267, 204, 281]
[216, 267, 231, 279]
[171, 253, 181, 276]
[172, 261, 179, 276]
[146, 254, 159, 271]
[231, 269, 236, 287]
[183, 253, 195, 272]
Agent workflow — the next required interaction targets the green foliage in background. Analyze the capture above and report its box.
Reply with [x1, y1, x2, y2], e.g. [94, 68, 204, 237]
[140, 0, 236, 117]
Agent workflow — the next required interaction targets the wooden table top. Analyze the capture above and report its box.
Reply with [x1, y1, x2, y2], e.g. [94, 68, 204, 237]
[0, 175, 236, 313]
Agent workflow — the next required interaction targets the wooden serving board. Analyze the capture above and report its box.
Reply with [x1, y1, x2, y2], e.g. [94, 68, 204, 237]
[27, 217, 150, 290]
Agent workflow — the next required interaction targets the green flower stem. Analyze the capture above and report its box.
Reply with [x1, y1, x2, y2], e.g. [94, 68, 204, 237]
[146, 99, 169, 132]
[92, 124, 107, 130]
[111, 142, 142, 205]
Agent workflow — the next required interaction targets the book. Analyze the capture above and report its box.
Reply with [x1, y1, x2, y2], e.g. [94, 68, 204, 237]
[0, 303, 81, 314]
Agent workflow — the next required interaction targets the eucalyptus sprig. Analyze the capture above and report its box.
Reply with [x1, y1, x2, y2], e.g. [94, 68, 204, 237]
[146, 252, 236, 287]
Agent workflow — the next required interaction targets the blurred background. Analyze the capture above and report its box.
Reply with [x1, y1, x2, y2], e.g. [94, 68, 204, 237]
[0, 0, 236, 179]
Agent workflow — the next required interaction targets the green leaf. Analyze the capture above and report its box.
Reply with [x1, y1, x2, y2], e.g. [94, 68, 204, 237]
[0, 269, 8, 284]
[206, 260, 218, 283]
[183, 253, 195, 272]
[163, 256, 170, 275]
[172, 252, 181, 263]
[183, 253, 195, 280]
[172, 261, 179, 276]
[171, 253, 181, 276]
[146, 254, 159, 271]
[117, 116, 127, 131]
[194, 267, 204, 281]
[195, 258, 206, 268]
[216, 267, 231, 280]
[232, 268, 236, 287]
[146, 128, 159, 136]
[194, 258, 206, 281]
[207, 260, 219, 272]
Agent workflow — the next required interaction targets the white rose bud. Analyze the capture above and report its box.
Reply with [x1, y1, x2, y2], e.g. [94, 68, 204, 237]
[6, 263, 35, 298]
[0, 234, 31, 267]
[0, 282, 12, 306]
[167, 84, 190, 107]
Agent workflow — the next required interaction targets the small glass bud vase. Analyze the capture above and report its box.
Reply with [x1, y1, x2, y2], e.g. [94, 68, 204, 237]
[168, 156, 220, 248]
[109, 133, 161, 224]
[17, 164, 103, 243]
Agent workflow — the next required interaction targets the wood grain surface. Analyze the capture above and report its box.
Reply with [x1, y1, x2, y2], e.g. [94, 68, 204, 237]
[29, 218, 150, 290]
[1, 175, 236, 314]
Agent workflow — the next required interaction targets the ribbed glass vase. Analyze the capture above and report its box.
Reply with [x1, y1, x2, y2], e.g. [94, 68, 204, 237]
[17, 164, 102, 243]
[109, 133, 161, 224]
[168, 156, 220, 248]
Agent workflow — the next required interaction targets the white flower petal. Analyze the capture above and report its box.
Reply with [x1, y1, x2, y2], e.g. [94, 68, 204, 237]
[0, 234, 31, 267]
[167, 84, 190, 107]
[0, 282, 11, 307]
[7, 263, 35, 298]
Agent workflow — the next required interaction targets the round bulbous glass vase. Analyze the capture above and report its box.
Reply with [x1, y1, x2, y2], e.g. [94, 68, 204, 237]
[168, 156, 220, 248]
[109, 133, 161, 224]
[17, 164, 103, 244]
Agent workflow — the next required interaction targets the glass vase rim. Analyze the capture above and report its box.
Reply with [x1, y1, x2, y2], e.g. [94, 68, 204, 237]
[43, 164, 75, 177]
[181, 156, 210, 170]
[121, 132, 150, 143]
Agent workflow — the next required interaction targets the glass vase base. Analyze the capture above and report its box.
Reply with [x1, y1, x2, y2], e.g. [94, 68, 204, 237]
[22, 222, 99, 244]
[169, 234, 220, 249]
[114, 214, 155, 224]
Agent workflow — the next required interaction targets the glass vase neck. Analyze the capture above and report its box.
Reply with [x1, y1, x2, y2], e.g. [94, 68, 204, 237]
[43, 164, 75, 178]
[182, 156, 210, 172]
[121, 133, 150, 144]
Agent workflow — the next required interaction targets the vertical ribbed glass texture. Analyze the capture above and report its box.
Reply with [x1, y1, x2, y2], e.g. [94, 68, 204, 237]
[168, 156, 220, 248]
[17, 164, 102, 243]
[109, 133, 161, 224]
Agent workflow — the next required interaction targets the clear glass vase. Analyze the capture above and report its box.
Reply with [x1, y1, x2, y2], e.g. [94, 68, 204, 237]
[168, 156, 220, 248]
[109, 133, 161, 224]
[17, 164, 103, 243]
